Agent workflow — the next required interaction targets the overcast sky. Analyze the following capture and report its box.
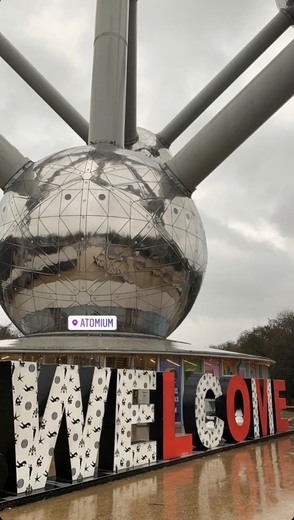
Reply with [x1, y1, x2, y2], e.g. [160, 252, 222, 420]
[1, 0, 294, 348]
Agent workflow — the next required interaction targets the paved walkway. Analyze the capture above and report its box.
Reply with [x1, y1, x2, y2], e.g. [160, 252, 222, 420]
[1, 432, 294, 520]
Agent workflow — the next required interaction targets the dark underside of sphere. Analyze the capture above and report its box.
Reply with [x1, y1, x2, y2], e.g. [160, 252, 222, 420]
[0, 145, 207, 337]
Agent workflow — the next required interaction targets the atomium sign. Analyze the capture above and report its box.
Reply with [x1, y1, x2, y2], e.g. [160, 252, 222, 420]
[68, 315, 117, 331]
[0, 361, 289, 499]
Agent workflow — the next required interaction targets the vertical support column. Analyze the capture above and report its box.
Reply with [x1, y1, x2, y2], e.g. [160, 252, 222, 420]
[125, 0, 139, 146]
[89, 0, 129, 147]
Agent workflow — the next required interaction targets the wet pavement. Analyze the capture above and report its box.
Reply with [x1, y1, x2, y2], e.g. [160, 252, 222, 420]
[1, 432, 294, 520]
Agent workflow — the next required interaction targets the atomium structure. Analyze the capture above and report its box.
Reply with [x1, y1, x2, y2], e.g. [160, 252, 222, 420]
[0, 143, 206, 337]
[0, 0, 294, 338]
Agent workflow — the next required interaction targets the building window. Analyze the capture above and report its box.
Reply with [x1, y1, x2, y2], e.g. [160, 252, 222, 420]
[204, 358, 220, 378]
[105, 356, 133, 369]
[183, 357, 203, 382]
[160, 356, 182, 422]
[222, 359, 237, 376]
[133, 355, 157, 370]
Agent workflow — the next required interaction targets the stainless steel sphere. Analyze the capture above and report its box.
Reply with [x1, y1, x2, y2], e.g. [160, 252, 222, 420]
[0, 144, 207, 337]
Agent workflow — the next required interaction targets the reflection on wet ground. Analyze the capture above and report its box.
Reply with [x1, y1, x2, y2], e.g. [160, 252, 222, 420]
[1, 434, 294, 520]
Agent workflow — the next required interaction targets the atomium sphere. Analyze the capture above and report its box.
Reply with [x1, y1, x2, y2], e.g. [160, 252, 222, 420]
[0, 144, 207, 337]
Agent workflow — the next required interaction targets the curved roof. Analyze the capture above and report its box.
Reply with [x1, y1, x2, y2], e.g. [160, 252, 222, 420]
[0, 333, 275, 366]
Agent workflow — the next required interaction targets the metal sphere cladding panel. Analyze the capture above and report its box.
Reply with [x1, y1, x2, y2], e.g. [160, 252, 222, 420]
[0, 145, 207, 337]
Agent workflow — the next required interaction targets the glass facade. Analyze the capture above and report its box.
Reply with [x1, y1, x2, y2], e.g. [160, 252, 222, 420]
[0, 350, 270, 381]
[204, 358, 220, 378]
[160, 356, 182, 422]
[238, 362, 250, 378]
[184, 357, 202, 382]
[222, 358, 237, 376]
[249, 362, 257, 378]
[258, 364, 270, 378]
[105, 355, 132, 369]
[134, 355, 157, 371]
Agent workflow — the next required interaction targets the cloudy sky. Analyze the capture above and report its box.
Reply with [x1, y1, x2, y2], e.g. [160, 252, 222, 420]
[1, 0, 294, 347]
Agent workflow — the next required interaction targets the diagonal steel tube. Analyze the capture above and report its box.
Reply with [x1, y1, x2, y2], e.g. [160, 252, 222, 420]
[89, 0, 129, 147]
[165, 37, 294, 192]
[157, 11, 293, 147]
[0, 134, 32, 189]
[0, 33, 89, 143]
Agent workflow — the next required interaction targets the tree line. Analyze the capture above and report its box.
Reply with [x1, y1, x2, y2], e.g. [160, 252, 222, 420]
[212, 310, 294, 404]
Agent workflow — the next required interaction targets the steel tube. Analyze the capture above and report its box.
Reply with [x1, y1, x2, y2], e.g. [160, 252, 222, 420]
[158, 11, 292, 147]
[0, 134, 32, 189]
[89, 0, 129, 147]
[125, 0, 139, 146]
[165, 37, 294, 192]
[0, 33, 89, 143]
